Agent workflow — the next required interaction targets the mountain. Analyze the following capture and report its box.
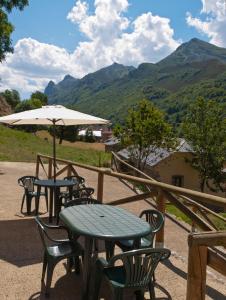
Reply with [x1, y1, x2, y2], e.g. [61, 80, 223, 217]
[46, 63, 135, 105]
[44, 38, 226, 124]
[158, 38, 226, 67]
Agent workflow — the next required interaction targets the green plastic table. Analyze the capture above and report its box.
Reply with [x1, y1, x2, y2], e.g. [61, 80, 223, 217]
[60, 204, 151, 300]
[35, 179, 76, 222]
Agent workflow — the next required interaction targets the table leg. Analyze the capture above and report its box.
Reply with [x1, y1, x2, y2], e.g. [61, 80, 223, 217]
[55, 187, 61, 224]
[82, 237, 93, 300]
[105, 240, 115, 261]
[49, 187, 53, 223]
[35, 186, 41, 215]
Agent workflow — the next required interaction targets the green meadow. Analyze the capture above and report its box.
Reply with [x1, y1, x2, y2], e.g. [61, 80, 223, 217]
[0, 125, 111, 166]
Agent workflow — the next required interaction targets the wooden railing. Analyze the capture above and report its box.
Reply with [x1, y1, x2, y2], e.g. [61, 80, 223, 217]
[36, 153, 226, 299]
[187, 231, 226, 300]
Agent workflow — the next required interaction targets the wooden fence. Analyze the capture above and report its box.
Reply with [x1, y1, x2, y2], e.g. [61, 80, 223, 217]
[36, 153, 226, 299]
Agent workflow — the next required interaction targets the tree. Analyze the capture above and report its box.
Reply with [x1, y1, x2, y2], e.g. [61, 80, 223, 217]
[0, 0, 28, 62]
[31, 91, 48, 105]
[51, 126, 79, 144]
[15, 98, 42, 113]
[182, 97, 226, 192]
[114, 100, 176, 171]
[0, 89, 20, 109]
[14, 98, 42, 132]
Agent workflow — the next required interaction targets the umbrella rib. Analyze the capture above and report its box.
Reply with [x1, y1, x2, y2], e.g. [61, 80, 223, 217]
[47, 118, 62, 124]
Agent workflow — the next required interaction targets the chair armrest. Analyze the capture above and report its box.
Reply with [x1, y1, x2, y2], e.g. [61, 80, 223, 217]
[43, 224, 72, 240]
[96, 257, 109, 270]
[50, 238, 70, 243]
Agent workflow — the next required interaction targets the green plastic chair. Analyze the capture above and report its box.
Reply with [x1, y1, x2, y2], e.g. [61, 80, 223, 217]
[60, 187, 94, 206]
[18, 175, 48, 215]
[35, 216, 83, 297]
[93, 247, 171, 300]
[63, 197, 101, 207]
[116, 210, 165, 251]
[59, 175, 85, 203]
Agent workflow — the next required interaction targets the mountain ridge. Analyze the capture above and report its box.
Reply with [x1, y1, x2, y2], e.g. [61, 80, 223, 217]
[44, 38, 226, 124]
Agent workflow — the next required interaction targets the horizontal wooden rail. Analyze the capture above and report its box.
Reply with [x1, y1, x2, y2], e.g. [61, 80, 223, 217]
[37, 153, 226, 208]
[188, 231, 226, 247]
[208, 248, 226, 277]
[104, 170, 226, 208]
[108, 191, 157, 206]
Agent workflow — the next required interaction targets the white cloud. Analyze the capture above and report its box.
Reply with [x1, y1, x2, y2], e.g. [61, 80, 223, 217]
[186, 0, 226, 47]
[0, 38, 72, 97]
[0, 0, 179, 98]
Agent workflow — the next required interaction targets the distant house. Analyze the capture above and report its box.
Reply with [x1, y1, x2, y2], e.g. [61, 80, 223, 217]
[104, 137, 120, 152]
[78, 129, 102, 141]
[117, 139, 226, 197]
[78, 127, 112, 142]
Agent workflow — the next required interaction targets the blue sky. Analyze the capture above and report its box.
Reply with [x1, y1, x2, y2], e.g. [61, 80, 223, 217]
[1, 0, 226, 98]
[9, 0, 204, 51]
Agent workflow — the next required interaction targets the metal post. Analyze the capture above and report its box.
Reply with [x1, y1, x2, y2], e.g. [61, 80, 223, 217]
[53, 119, 56, 182]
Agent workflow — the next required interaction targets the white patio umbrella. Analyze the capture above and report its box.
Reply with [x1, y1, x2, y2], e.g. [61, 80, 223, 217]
[0, 105, 109, 180]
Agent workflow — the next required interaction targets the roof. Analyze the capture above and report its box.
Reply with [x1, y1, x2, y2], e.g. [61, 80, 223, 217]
[118, 138, 193, 167]
[104, 137, 120, 146]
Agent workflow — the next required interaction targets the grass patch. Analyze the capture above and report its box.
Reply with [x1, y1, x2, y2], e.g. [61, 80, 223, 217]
[0, 125, 111, 166]
[166, 203, 192, 225]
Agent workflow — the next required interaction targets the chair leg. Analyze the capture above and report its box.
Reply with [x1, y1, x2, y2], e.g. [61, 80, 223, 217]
[45, 260, 56, 296]
[149, 280, 156, 300]
[35, 196, 40, 216]
[93, 267, 103, 300]
[45, 187, 48, 211]
[66, 257, 74, 273]
[135, 290, 144, 300]
[74, 256, 80, 275]
[20, 194, 26, 213]
[42, 253, 48, 282]
[26, 195, 32, 215]
[113, 288, 123, 300]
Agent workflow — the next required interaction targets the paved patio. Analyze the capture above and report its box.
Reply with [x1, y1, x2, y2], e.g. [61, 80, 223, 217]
[0, 161, 225, 300]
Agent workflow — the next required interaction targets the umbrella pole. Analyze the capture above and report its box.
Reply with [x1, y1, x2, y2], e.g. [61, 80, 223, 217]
[53, 120, 56, 182]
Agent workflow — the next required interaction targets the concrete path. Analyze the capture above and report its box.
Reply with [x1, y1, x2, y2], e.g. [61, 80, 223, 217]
[0, 162, 225, 300]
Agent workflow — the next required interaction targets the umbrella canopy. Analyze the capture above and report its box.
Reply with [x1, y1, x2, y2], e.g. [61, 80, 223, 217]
[0, 105, 108, 126]
[0, 105, 109, 180]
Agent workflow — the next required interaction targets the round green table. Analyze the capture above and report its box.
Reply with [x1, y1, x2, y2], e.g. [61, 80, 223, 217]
[60, 204, 151, 300]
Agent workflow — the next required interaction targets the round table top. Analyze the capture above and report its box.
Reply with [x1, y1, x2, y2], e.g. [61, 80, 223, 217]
[34, 179, 76, 188]
[60, 204, 151, 240]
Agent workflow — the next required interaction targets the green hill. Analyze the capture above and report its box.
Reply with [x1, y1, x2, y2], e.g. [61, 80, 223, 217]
[44, 38, 226, 124]
[0, 125, 110, 165]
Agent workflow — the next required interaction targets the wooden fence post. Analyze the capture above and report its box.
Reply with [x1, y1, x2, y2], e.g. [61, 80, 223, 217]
[67, 164, 72, 177]
[156, 189, 166, 247]
[186, 234, 207, 300]
[48, 158, 52, 179]
[97, 172, 104, 203]
[36, 155, 40, 177]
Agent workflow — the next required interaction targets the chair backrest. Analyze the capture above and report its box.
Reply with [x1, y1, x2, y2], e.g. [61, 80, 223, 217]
[35, 216, 49, 250]
[139, 209, 164, 233]
[108, 248, 171, 288]
[18, 176, 37, 193]
[35, 216, 61, 249]
[64, 175, 85, 190]
[65, 187, 95, 201]
[64, 197, 101, 208]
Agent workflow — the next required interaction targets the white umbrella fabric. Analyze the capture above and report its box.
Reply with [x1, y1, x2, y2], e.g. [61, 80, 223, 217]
[0, 105, 109, 180]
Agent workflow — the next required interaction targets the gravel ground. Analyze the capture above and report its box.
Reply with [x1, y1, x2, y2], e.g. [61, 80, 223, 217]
[0, 162, 225, 300]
